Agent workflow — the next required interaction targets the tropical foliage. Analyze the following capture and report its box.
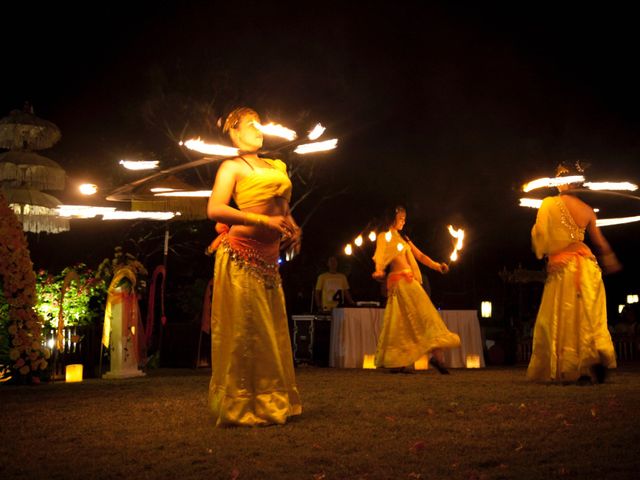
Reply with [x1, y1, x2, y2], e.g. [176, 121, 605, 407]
[35, 264, 107, 329]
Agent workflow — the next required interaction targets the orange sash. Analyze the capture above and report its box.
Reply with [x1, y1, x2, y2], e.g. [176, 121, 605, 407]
[547, 243, 595, 293]
[387, 270, 414, 292]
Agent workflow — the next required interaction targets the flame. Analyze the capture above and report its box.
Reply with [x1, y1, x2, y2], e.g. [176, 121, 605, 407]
[57, 205, 115, 218]
[519, 199, 640, 227]
[294, 139, 338, 154]
[308, 123, 326, 140]
[447, 225, 465, 262]
[519, 198, 543, 209]
[102, 211, 178, 221]
[354, 235, 363, 247]
[584, 181, 638, 191]
[155, 190, 212, 197]
[344, 244, 353, 255]
[253, 121, 297, 141]
[57, 205, 178, 221]
[522, 176, 585, 192]
[180, 138, 239, 156]
[119, 160, 159, 171]
[596, 215, 640, 227]
[368, 231, 377, 242]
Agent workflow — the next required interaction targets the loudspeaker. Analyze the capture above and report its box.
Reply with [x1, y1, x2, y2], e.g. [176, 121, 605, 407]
[292, 315, 331, 366]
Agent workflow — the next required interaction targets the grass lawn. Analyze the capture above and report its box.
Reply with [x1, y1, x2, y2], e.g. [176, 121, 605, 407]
[1, 364, 639, 479]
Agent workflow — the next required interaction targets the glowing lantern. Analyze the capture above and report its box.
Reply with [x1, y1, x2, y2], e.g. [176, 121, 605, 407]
[368, 231, 377, 242]
[414, 355, 429, 370]
[362, 354, 376, 369]
[344, 244, 353, 255]
[354, 235, 363, 247]
[466, 354, 481, 369]
[627, 294, 639, 304]
[618, 304, 626, 314]
[79, 183, 98, 195]
[65, 364, 83, 383]
[481, 301, 492, 318]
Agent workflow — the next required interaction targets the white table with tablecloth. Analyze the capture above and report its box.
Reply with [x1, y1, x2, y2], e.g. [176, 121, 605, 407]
[329, 308, 384, 368]
[329, 307, 485, 368]
[440, 310, 485, 368]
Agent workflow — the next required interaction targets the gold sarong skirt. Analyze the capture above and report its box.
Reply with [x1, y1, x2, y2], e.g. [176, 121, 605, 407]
[375, 272, 460, 368]
[208, 236, 302, 426]
[527, 251, 616, 382]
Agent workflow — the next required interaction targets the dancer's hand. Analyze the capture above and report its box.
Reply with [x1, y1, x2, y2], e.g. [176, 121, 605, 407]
[439, 262, 449, 274]
[264, 215, 296, 237]
[600, 252, 622, 275]
[281, 226, 302, 254]
[372, 270, 385, 281]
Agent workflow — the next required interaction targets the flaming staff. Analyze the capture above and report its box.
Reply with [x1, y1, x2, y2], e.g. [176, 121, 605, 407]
[447, 225, 465, 265]
[106, 121, 339, 202]
[519, 176, 640, 227]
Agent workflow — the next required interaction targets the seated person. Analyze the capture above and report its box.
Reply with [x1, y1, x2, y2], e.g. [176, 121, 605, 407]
[315, 256, 355, 312]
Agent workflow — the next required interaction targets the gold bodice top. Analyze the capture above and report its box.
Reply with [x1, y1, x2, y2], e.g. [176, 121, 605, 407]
[233, 158, 292, 209]
[532, 196, 586, 259]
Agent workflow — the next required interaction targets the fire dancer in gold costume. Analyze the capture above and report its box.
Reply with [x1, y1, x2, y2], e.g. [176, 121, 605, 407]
[207, 107, 302, 426]
[372, 207, 460, 373]
[527, 162, 621, 384]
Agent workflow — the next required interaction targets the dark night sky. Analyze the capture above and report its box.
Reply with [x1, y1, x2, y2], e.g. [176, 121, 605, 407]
[2, 2, 640, 310]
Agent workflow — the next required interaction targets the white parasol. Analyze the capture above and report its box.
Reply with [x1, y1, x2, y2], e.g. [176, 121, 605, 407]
[0, 150, 66, 190]
[0, 104, 62, 151]
[2, 187, 69, 233]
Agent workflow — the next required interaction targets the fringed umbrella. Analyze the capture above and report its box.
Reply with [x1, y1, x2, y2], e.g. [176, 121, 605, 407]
[0, 104, 68, 234]
[0, 151, 66, 190]
[130, 175, 208, 221]
[0, 104, 61, 151]
[2, 187, 69, 234]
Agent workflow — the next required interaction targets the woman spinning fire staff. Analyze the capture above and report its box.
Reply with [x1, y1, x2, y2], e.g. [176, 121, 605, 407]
[372, 206, 460, 373]
[527, 162, 621, 385]
[207, 107, 302, 426]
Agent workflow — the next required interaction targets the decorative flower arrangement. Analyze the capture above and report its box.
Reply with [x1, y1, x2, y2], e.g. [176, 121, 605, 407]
[96, 247, 148, 295]
[0, 192, 50, 384]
